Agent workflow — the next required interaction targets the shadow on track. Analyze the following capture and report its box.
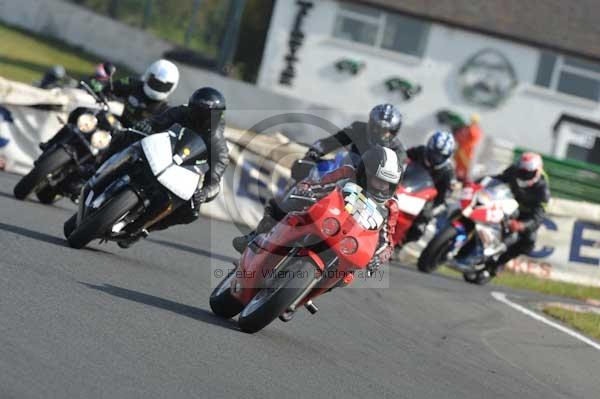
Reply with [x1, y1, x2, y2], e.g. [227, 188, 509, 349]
[80, 282, 239, 331]
[0, 190, 75, 212]
[0, 221, 68, 247]
[0, 191, 19, 201]
[147, 238, 237, 264]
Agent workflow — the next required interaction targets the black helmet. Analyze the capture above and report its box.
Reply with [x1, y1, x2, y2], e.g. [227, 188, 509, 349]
[188, 87, 226, 124]
[356, 145, 403, 203]
[189, 87, 226, 111]
[368, 104, 402, 145]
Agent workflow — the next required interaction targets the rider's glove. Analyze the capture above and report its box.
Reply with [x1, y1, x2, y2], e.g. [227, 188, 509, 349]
[194, 189, 209, 205]
[295, 182, 314, 197]
[305, 147, 324, 161]
[193, 184, 220, 206]
[132, 119, 154, 135]
[508, 219, 524, 233]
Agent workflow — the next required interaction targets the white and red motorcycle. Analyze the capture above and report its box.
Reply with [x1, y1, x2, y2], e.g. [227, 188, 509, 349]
[417, 177, 519, 285]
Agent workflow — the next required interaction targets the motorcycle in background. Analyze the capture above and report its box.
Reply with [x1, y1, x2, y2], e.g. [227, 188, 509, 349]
[389, 162, 438, 248]
[63, 124, 209, 249]
[13, 82, 120, 203]
[417, 177, 519, 285]
[210, 180, 384, 333]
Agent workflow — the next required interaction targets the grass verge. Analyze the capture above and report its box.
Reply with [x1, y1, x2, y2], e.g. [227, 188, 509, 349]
[0, 22, 131, 84]
[543, 306, 600, 341]
[437, 266, 600, 302]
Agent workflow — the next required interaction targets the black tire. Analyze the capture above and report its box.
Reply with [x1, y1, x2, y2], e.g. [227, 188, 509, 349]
[417, 226, 458, 273]
[238, 257, 316, 334]
[66, 189, 139, 249]
[14, 149, 71, 201]
[36, 186, 59, 204]
[63, 214, 77, 239]
[210, 268, 244, 318]
[463, 270, 493, 285]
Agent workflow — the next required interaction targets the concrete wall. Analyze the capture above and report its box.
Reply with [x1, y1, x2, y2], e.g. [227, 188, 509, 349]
[258, 0, 600, 154]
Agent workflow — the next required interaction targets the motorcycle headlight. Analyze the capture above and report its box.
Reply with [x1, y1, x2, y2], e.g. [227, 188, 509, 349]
[322, 217, 340, 236]
[90, 130, 112, 150]
[77, 114, 98, 133]
[340, 237, 358, 255]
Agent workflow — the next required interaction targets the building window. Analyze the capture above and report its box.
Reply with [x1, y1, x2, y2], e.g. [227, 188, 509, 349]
[535, 52, 600, 102]
[332, 3, 429, 58]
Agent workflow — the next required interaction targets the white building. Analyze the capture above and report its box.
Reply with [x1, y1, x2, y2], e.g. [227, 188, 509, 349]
[258, 0, 600, 162]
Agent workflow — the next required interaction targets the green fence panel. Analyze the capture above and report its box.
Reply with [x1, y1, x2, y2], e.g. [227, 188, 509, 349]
[514, 148, 600, 203]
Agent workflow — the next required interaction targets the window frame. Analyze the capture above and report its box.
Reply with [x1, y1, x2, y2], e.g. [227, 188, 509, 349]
[536, 52, 600, 102]
[332, 3, 429, 58]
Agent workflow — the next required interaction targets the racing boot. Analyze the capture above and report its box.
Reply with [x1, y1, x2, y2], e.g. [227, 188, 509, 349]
[232, 214, 278, 254]
[117, 229, 149, 249]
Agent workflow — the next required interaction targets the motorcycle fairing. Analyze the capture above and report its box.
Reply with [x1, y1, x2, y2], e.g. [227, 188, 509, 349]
[142, 133, 172, 176]
[394, 193, 428, 216]
[170, 126, 208, 166]
[141, 131, 202, 201]
[232, 188, 379, 305]
[157, 165, 201, 201]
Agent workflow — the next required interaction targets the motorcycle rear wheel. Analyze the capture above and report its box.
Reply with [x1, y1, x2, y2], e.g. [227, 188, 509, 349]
[66, 189, 139, 249]
[238, 257, 316, 334]
[13, 148, 70, 202]
[417, 226, 458, 273]
[210, 267, 244, 318]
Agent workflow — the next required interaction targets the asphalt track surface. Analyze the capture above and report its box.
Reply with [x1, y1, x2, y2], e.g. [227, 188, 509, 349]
[0, 171, 598, 399]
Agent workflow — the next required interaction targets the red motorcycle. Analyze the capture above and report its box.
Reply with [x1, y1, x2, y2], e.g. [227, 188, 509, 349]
[390, 162, 438, 247]
[417, 177, 519, 284]
[210, 182, 383, 333]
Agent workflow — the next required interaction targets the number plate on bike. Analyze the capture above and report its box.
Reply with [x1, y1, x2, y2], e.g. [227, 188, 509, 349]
[343, 182, 384, 230]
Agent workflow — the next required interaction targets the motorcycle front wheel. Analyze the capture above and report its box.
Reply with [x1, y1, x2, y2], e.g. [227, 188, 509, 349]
[13, 148, 71, 202]
[463, 270, 493, 285]
[66, 188, 139, 249]
[238, 257, 317, 334]
[210, 267, 244, 318]
[417, 225, 458, 273]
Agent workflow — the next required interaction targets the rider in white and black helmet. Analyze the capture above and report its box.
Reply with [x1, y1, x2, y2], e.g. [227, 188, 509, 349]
[232, 145, 403, 257]
[99, 59, 180, 127]
[306, 103, 407, 166]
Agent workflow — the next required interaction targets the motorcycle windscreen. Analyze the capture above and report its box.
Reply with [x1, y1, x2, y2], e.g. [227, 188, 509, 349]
[171, 128, 208, 166]
[141, 132, 173, 176]
[157, 164, 201, 201]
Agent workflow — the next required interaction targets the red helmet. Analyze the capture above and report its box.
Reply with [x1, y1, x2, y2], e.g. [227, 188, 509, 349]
[516, 152, 543, 187]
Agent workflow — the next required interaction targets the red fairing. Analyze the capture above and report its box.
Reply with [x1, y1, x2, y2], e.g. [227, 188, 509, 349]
[460, 182, 481, 209]
[469, 208, 489, 223]
[232, 188, 380, 305]
[390, 180, 438, 247]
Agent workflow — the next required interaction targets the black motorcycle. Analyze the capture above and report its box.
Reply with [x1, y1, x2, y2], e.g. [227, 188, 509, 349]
[13, 82, 121, 203]
[64, 124, 209, 249]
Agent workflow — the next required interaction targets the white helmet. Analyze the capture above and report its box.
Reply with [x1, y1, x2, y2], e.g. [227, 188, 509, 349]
[142, 59, 179, 101]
